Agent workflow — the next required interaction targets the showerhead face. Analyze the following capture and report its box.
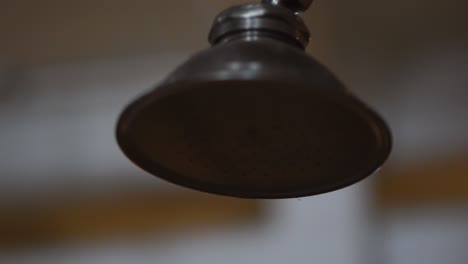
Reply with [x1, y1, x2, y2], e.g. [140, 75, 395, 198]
[117, 79, 391, 198]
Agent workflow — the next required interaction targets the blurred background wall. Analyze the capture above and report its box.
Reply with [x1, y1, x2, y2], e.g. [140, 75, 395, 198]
[0, 0, 467, 263]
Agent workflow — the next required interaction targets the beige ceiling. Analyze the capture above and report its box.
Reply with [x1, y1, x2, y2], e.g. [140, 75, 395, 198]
[1, 0, 467, 67]
[0, 0, 253, 65]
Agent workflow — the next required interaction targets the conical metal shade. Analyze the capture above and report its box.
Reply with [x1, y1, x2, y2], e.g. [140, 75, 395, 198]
[116, 2, 391, 198]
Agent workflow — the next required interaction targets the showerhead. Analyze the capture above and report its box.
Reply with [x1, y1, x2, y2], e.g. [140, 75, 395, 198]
[116, 0, 392, 198]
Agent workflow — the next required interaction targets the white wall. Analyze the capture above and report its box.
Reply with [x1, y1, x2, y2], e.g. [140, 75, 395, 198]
[382, 206, 468, 264]
[0, 52, 375, 264]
